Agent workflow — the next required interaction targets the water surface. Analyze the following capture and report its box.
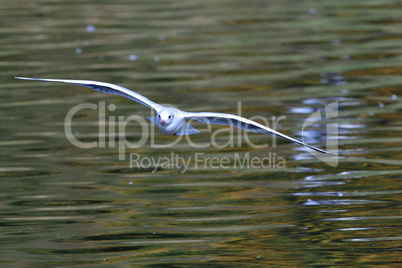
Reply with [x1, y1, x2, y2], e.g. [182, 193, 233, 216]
[1, 0, 401, 267]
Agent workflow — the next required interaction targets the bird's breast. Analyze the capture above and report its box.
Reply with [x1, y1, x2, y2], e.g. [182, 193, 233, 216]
[157, 119, 183, 135]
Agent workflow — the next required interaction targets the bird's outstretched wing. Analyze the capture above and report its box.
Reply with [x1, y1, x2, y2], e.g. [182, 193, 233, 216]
[183, 111, 332, 155]
[15, 77, 162, 111]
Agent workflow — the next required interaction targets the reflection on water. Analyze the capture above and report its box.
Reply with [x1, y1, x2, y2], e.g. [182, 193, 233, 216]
[1, 0, 402, 266]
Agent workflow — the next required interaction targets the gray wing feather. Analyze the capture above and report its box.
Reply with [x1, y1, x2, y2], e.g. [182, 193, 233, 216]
[184, 111, 332, 154]
[15, 77, 161, 111]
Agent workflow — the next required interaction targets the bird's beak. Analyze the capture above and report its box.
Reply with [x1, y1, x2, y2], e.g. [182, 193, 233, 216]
[161, 120, 165, 125]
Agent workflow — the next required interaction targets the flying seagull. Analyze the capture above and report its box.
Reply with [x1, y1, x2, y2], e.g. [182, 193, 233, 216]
[15, 77, 332, 154]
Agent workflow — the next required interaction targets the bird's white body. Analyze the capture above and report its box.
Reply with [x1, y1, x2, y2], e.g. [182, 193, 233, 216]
[148, 107, 199, 136]
[15, 77, 332, 154]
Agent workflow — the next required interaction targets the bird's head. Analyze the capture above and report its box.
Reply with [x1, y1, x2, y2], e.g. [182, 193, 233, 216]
[158, 109, 175, 126]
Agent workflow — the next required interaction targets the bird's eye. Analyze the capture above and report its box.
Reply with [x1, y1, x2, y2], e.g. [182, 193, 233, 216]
[168, 115, 171, 119]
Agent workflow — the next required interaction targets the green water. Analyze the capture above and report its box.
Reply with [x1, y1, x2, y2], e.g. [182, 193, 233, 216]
[1, 0, 401, 267]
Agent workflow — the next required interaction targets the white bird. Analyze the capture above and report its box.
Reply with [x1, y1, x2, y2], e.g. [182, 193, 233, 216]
[15, 77, 332, 154]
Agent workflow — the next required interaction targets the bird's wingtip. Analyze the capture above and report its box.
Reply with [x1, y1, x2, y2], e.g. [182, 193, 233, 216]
[15, 77, 33, 80]
[305, 144, 336, 155]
